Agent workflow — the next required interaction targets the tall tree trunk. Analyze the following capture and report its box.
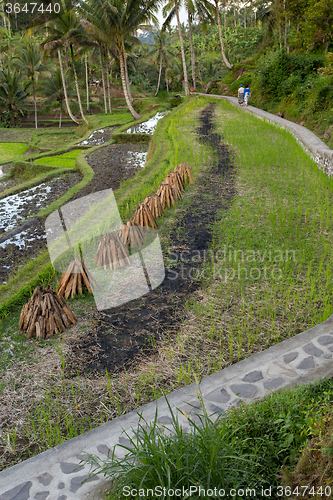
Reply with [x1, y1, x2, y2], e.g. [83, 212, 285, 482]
[122, 42, 133, 103]
[175, 0, 189, 95]
[106, 50, 111, 113]
[70, 44, 88, 125]
[118, 46, 141, 120]
[165, 66, 169, 93]
[244, 5, 246, 28]
[85, 52, 89, 112]
[155, 52, 163, 96]
[215, 0, 233, 69]
[283, 0, 288, 49]
[59, 103, 62, 128]
[32, 80, 37, 129]
[99, 44, 107, 114]
[188, 10, 196, 90]
[57, 49, 79, 125]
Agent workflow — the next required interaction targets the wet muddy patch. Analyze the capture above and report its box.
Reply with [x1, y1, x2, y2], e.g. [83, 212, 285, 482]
[77, 127, 117, 147]
[0, 172, 81, 284]
[126, 112, 165, 134]
[0, 218, 47, 285]
[64, 104, 236, 377]
[0, 173, 82, 235]
[73, 143, 149, 200]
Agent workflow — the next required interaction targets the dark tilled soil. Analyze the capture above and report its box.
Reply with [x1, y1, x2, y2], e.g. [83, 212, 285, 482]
[71, 143, 149, 200]
[0, 172, 82, 284]
[64, 103, 237, 378]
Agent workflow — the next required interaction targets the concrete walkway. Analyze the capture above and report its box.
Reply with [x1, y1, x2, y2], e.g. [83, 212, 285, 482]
[1, 100, 333, 500]
[195, 94, 333, 176]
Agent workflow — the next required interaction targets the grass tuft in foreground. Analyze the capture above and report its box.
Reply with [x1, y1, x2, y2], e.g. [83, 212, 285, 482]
[84, 378, 333, 500]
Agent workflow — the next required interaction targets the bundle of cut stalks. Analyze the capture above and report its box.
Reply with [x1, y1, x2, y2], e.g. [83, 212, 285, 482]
[143, 194, 165, 219]
[164, 172, 183, 200]
[117, 221, 146, 248]
[19, 285, 77, 340]
[131, 202, 158, 229]
[57, 258, 97, 299]
[95, 233, 131, 270]
[156, 183, 177, 209]
[174, 163, 193, 185]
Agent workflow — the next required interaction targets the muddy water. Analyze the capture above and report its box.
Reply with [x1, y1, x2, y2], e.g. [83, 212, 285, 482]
[126, 112, 164, 134]
[77, 127, 117, 146]
[0, 175, 80, 235]
[0, 173, 81, 284]
[0, 165, 9, 178]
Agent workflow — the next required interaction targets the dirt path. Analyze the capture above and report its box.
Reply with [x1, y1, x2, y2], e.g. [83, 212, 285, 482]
[65, 103, 236, 377]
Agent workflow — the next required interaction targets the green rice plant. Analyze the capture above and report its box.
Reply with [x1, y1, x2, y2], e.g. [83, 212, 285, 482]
[185, 96, 333, 364]
[0, 142, 28, 161]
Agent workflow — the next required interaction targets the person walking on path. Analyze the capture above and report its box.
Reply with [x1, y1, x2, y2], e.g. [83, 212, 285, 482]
[238, 84, 244, 106]
[244, 84, 251, 106]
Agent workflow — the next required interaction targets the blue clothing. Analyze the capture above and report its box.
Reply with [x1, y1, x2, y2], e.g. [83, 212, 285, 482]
[244, 87, 250, 95]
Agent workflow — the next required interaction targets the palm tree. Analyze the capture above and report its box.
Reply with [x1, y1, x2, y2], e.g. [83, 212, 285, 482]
[40, 68, 74, 127]
[79, 16, 112, 115]
[163, 0, 190, 95]
[78, 0, 161, 120]
[164, 0, 213, 91]
[150, 30, 174, 95]
[0, 69, 28, 127]
[12, 40, 48, 128]
[209, 0, 233, 68]
[33, 0, 88, 125]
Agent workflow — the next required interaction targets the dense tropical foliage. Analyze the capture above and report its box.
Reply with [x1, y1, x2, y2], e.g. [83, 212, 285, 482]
[0, 0, 332, 126]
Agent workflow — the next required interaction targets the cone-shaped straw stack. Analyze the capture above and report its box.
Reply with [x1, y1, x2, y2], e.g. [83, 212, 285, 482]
[131, 202, 158, 229]
[156, 183, 176, 209]
[143, 194, 165, 219]
[164, 172, 183, 200]
[57, 258, 97, 299]
[117, 221, 146, 248]
[19, 285, 77, 340]
[95, 233, 131, 270]
[174, 163, 193, 185]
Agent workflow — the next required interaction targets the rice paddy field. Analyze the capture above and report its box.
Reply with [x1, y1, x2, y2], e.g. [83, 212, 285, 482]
[1, 96, 333, 476]
[0, 143, 29, 161]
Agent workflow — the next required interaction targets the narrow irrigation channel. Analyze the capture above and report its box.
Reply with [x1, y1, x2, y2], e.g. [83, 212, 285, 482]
[64, 104, 236, 377]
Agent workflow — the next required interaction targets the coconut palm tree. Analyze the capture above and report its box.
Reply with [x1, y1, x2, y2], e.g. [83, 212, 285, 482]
[40, 68, 75, 127]
[31, 0, 88, 125]
[43, 7, 89, 124]
[12, 40, 48, 128]
[78, 0, 161, 120]
[79, 16, 113, 115]
[0, 69, 28, 127]
[149, 30, 175, 95]
[209, 0, 233, 68]
[163, 0, 213, 90]
[163, 0, 189, 95]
